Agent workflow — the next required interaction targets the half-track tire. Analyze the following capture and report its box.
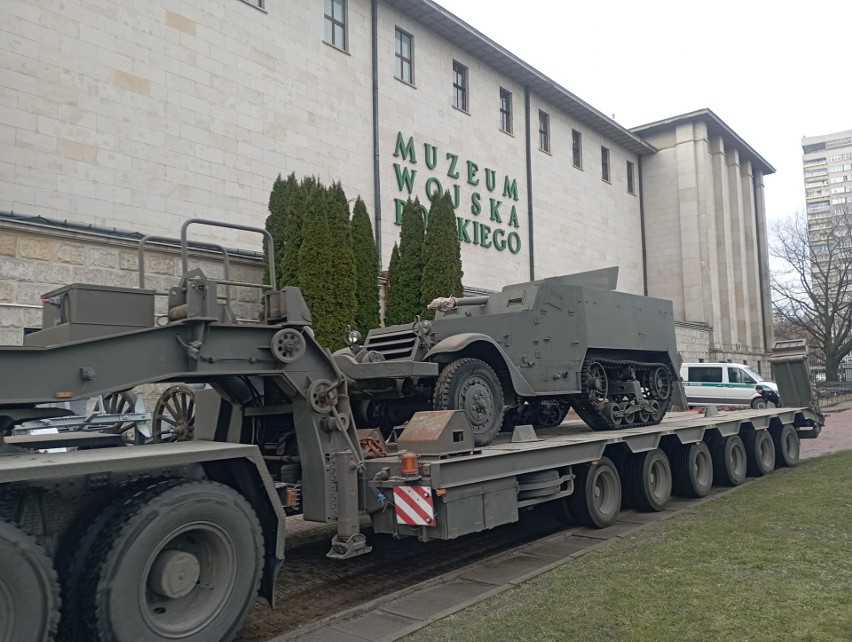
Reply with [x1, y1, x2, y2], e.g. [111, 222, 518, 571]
[621, 448, 672, 511]
[433, 358, 504, 447]
[770, 423, 800, 468]
[85, 481, 263, 642]
[0, 518, 60, 642]
[671, 441, 713, 498]
[710, 435, 747, 486]
[742, 430, 775, 477]
[567, 457, 621, 528]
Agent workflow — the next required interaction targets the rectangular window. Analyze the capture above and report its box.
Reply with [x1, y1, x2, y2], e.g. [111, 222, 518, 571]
[395, 28, 413, 84]
[539, 110, 550, 152]
[626, 160, 635, 194]
[324, 0, 347, 51]
[572, 129, 582, 168]
[601, 146, 610, 182]
[499, 88, 512, 134]
[452, 61, 468, 111]
[239, 0, 264, 8]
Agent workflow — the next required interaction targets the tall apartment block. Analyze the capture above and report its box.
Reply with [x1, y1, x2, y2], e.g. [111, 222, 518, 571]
[802, 129, 852, 238]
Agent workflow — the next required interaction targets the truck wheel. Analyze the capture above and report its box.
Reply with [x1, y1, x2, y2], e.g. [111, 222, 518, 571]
[671, 442, 713, 498]
[710, 435, 747, 486]
[742, 430, 776, 477]
[433, 358, 504, 447]
[567, 457, 621, 528]
[621, 448, 672, 511]
[0, 519, 60, 642]
[770, 423, 800, 468]
[86, 481, 263, 642]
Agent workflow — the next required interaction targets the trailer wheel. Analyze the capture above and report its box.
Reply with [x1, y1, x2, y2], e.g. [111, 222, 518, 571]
[152, 384, 196, 442]
[671, 442, 713, 498]
[433, 358, 504, 447]
[742, 430, 776, 477]
[710, 435, 747, 486]
[567, 457, 621, 528]
[770, 423, 800, 468]
[86, 481, 263, 642]
[621, 448, 672, 511]
[0, 519, 60, 642]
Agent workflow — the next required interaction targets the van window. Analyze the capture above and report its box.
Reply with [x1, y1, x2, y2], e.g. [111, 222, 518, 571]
[728, 367, 756, 385]
[687, 366, 723, 383]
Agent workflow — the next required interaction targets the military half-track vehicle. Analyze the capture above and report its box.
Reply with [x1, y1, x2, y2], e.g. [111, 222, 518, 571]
[340, 268, 684, 446]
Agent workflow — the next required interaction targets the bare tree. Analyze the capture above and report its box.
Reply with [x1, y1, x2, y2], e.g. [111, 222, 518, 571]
[771, 208, 852, 381]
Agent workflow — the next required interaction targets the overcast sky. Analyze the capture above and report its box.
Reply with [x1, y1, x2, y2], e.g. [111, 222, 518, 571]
[437, 0, 851, 233]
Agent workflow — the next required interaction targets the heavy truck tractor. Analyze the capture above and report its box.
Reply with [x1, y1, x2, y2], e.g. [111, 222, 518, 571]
[337, 267, 686, 446]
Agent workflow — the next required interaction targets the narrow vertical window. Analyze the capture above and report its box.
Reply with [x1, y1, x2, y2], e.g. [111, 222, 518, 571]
[324, 0, 347, 51]
[452, 61, 468, 111]
[601, 146, 610, 182]
[499, 88, 512, 134]
[539, 110, 550, 153]
[572, 129, 582, 168]
[627, 160, 635, 194]
[395, 28, 413, 84]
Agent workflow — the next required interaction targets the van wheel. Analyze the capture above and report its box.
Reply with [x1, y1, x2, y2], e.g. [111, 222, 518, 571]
[750, 397, 768, 410]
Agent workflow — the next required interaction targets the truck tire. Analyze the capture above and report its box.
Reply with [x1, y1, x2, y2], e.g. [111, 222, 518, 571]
[567, 457, 621, 528]
[0, 519, 60, 642]
[671, 441, 713, 498]
[85, 481, 263, 642]
[433, 358, 504, 447]
[621, 448, 672, 511]
[742, 430, 775, 477]
[710, 435, 747, 486]
[770, 423, 800, 468]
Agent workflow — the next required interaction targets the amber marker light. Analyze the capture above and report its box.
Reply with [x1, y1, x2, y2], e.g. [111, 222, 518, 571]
[55, 392, 74, 399]
[399, 451, 419, 476]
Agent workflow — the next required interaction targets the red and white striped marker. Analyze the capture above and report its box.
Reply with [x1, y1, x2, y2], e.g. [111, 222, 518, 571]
[393, 485, 434, 526]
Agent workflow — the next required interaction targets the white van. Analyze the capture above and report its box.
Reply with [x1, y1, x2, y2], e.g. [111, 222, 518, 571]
[680, 362, 779, 408]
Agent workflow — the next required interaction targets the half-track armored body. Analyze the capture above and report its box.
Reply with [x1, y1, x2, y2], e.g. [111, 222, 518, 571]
[341, 268, 684, 446]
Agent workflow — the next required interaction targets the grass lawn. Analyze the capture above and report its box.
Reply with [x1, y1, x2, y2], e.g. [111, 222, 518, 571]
[405, 451, 852, 642]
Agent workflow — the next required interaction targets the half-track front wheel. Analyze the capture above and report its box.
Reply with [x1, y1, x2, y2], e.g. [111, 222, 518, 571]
[433, 358, 504, 447]
[85, 481, 263, 642]
[0, 519, 60, 642]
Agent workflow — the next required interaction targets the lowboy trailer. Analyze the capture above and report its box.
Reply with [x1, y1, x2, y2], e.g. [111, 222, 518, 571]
[0, 220, 822, 642]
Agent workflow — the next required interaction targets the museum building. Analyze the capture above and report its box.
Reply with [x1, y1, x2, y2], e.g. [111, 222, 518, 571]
[0, 0, 773, 370]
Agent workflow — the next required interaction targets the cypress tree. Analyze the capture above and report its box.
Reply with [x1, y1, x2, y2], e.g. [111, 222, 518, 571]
[350, 196, 380, 332]
[421, 191, 463, 319]
[265, 172, 300, 287]
[385, 243, 401, 326]
[320, 181, 357, 346]
[386, 197, 426, 325]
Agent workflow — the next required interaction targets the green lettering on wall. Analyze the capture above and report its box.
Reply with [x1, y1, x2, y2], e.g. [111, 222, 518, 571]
[452, 184, 461, 208]
[394, 198, 406, 224]
[457, 217, 471, 243]
[503, 177, 519, 201]
[446, 153, 459, 179]
[425, 177, 443, 199]
[466, 161, 479, 186]
[485, 168, 496, 192]
[508, 205, 519, 228]
[493, 228, 506, 251]
[508, 231, 521, 254]
[394, 163, 417, 194]
[393, 132, 417, 162]
[472, 220, 480, 245]
[424, 143, 437, 170]
[480, 223, 492, 248]
[489, 198, 502, 223]
[471, 192, 481, 215]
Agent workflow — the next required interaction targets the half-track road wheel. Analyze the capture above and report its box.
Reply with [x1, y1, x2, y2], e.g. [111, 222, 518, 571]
[770, 423, 800, 468]
[670, 441, 713, 498]
[0, 519, 60, 642]
[710, 435, 747, 486]
[152, 384, 196, 443]
[621, 448, 672, 511]
[85, 481, 263, 642]
[433, 358, 504, 447]
[742, 430, 776, 477]
[534, 399, 571, 428]
[567, 457, 622, 528]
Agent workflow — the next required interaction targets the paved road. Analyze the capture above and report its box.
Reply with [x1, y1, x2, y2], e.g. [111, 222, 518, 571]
[801, 401, 852, 459]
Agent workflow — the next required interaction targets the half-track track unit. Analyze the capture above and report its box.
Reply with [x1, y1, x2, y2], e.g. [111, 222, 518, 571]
[341, 267, 685, 446]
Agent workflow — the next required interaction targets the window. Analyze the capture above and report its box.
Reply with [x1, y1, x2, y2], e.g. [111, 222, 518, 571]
[572, 129, 582, 168]
[394, 28, 413, 84]
[239, 0, 264, 8]
[728, 367, 755, 385]
[499, 88, 512, 134]
[324, 0, 347, 51]
[626, 160, 635, 194]
[452, 61, 467, 111]
[601, 146, 610, 182]
[687, 366, 723, 383]
[539, 110, 550, 152]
